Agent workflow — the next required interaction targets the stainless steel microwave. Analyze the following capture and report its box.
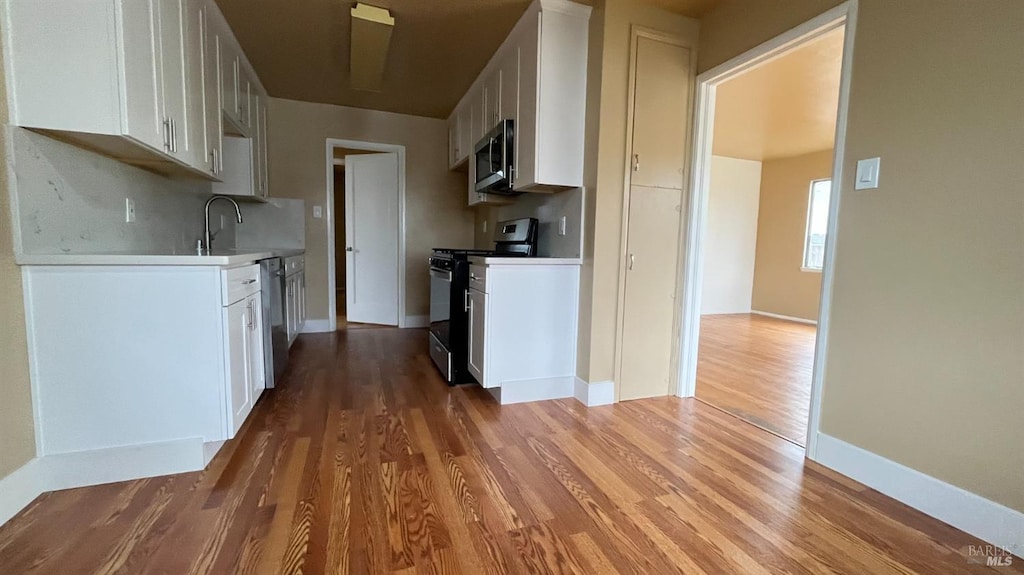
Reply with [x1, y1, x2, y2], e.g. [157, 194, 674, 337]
[474, 119, 520, 195]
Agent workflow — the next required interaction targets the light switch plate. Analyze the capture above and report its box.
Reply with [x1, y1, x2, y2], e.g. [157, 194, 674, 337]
[313, 205, 323, 219]
[855, 157, 881, 190]
[124, 198, 136, 223]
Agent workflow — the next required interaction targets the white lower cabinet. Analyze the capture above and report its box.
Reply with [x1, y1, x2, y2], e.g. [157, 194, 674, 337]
[465, 259, 580, 395]
[20, 262, 272, 471]
[284, 255, 307, 345]
[467, 288, 487, 383]
[224, 291, 264, 436]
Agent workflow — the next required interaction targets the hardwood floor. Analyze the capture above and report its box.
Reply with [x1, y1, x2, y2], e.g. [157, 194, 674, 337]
[0, 328, 1017, 574]
[696, 313, 816, 444]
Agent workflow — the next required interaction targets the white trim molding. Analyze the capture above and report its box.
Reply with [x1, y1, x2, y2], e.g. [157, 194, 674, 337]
[751, 310, 818, 326]
[815, 433, 1024, 553]
[487, 376, 575, 405]
[0, 459, 45, 527]
[301, 319, 335, 334]
[0, 438, 213, 527]
[324, 139, 408, 332]
[574, 379, 615, 407]
[676, 1, 859, 459]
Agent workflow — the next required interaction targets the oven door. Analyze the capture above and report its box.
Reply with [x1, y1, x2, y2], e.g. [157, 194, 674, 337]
[429, 266, 452, 347]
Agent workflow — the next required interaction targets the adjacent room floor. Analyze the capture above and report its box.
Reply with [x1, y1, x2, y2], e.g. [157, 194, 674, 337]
[696, 313, 816, 445]
[0, 328, 1012, 574]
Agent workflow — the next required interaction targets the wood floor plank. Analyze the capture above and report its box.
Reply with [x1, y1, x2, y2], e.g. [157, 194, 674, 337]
[0, 328, 1018, 574]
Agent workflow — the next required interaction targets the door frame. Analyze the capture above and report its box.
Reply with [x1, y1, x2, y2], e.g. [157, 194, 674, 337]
[613, 26, 698, 403]
[676, 1, 858, 458]
[325, 139, 407, 331]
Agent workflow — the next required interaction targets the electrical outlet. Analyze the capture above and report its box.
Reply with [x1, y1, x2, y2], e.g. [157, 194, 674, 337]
[125, 198, 136, 223]
[483, 220, 488, 233]
[558, 216, 567, 237]
[220, 214, 227, 228]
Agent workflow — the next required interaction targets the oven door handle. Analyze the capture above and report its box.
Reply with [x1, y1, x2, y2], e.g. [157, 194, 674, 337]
[430, 268, 452, 282]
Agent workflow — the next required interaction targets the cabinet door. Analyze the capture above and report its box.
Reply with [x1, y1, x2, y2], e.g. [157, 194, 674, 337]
[219, 38, 238, 125]
[458, 105, 472, 164]
[252, 94, 264, 196]
[499, 47, 520, 187]
[247, 294, 265, 404]
[259, 101, 269, 195]
[198, 0, 222, 176]
[629, 37, 691, 190]
[467, 289, 488, 385]
[237, 66, 254, 133]
[182, 0, 207, 170]
[484, 70, 501, 132]
[516, 11, 540, 189]
[119, 0, 166, 153]
[224, 297, 252, 436]
[298, 272, 306, 328]
[157, 0, 188, 158]
[447, 115, 460, 168]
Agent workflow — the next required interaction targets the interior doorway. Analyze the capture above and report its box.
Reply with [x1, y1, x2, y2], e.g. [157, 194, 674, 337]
[325, 140, 408, 331]
[678, 3, 857, 457]
[694, 28, 843, 446]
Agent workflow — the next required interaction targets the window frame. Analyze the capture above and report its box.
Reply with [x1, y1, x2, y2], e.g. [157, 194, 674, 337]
[801, 178, 832, 273]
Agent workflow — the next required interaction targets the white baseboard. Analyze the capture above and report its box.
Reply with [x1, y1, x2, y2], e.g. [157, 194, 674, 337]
[490, 376, 575, 405]
[301, 319, 334, 333]
[0, 458, 45, 527]
[403, 315, 430, 329]
[815, 433, 1024, 553]
[0, 438, 210, 528]
[574, 379, 615, 406]
[751, 310, 818, 325]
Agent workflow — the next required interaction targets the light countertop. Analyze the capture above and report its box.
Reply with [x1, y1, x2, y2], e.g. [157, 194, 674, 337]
[16, 247, 305, 267]
[468, 256, 582, 266]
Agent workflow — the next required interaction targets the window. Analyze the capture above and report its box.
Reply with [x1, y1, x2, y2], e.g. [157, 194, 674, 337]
[802, 179, 831, 271]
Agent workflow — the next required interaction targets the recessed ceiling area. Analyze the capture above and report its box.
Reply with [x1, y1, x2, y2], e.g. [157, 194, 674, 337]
[712, 27, 844, 161]
[214, 0, 721, 119]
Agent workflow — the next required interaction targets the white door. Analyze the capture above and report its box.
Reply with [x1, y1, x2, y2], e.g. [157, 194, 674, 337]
[345, 153, 400, 326]
[467, 289, 487, 385]
[618, 36, 692, 401]
[247, 294, 265, 404]
[225, 297, 251, 436]
[620, 186, 684, 400]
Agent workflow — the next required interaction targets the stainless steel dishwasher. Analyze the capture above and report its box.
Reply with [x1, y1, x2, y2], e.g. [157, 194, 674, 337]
[259, 257, 289, 387]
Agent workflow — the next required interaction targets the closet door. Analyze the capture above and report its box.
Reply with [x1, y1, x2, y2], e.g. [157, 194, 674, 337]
[629, 37, 690, 190]
[618, 36, 692, 401]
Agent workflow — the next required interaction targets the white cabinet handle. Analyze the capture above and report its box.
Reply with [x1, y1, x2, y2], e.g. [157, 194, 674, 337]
[163, 118, 171, 152]
[629, 253, 635, 270]
[243, 279, 257, 285]
[464, 290, 470, 312]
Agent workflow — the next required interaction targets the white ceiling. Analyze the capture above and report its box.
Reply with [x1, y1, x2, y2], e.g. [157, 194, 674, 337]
[712, 27, 845, 161]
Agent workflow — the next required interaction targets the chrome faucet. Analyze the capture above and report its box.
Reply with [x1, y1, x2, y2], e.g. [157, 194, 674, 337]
[203, 195, 243, 253]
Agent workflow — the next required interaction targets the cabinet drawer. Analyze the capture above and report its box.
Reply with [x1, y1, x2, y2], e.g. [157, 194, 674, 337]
[469, 265, 487, 293]
[222, 264, 260, 305]
[285, 255, 305, 275]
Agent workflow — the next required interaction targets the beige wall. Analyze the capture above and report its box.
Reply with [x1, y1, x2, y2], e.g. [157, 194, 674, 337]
[0, 35, 37, 480]
[701, 0, 1024, 512]
[576, 0, 699, 384]
[751, 150, 830, 321]
[267, 98, 474, 322]
[702, 155, 761, 315]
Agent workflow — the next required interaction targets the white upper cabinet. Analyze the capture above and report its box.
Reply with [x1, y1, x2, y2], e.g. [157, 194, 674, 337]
[3, 0, 270, 189]
[446, 0, 590, 195]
